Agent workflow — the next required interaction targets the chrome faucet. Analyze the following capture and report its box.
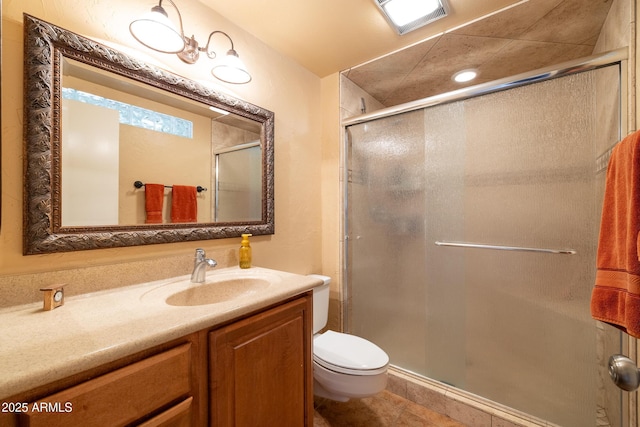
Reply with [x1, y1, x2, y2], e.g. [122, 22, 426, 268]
[191, 248, 217, 283]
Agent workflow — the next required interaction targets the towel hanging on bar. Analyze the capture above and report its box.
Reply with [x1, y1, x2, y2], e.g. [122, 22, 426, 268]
[591, 130, 640, 338]
[170, 185, 198, 223]
[144, 183, 164, 224]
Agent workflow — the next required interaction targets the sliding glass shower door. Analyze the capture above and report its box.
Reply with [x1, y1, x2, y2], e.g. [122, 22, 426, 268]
[346, 63, 623, 426]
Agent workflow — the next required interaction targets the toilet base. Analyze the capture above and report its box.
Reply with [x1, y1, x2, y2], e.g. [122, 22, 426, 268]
[314, 379, 351, 402]
[313, 361, 388, 402]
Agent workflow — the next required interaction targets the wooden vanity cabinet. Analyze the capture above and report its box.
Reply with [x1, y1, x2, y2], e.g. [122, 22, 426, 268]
[209, 294, 313, 427]
[1, 293, 313, 427]
[21, 343, 193, 427]
[11, 337, 206, 427]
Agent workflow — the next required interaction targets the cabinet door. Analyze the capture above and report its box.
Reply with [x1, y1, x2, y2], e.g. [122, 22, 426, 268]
[209, 295, 313, 427]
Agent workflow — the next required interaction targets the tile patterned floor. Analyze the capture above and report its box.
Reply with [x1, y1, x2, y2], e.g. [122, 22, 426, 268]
[313, 390, 467, 427]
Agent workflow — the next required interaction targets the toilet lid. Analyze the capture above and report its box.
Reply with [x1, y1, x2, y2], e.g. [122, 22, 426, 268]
[314, 331, 389, 374]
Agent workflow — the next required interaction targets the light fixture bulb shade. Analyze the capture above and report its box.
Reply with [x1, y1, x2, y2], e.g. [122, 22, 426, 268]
[211, 50, 252, 84]
[130, 7, 185, 54]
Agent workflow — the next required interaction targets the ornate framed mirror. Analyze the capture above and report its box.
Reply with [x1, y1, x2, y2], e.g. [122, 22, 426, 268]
[23, 14, 274, 254]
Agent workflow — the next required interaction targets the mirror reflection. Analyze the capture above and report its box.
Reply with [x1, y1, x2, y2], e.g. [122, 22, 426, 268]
[214, 141, 262, 222]
[61, 57, 262, 226]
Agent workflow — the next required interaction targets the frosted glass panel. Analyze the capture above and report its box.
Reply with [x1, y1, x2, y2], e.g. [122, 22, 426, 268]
[215, 145, 262, 222]
[347, 65, 622, 427]
[348, 110, 429, 373]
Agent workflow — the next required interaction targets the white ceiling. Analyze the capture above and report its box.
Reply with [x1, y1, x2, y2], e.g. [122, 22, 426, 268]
[197, 0, 527, 77]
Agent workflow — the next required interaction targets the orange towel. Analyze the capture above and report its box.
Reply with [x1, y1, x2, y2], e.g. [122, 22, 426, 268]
[144, 183, 165, 224]
[591, 130, 640, 338]
[171, 185, 198, 223]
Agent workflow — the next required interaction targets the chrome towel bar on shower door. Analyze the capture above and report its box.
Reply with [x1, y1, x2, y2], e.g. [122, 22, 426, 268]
[434, 241, 577, 255]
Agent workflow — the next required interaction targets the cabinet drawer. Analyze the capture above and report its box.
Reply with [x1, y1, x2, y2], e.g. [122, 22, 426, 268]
[138, 397, 192, 427]
[19, 343, 192, 427]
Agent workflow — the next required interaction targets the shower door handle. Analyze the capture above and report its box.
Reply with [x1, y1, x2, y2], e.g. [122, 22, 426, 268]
[434, 241, 576, 254]
[608, 354, 640, 391]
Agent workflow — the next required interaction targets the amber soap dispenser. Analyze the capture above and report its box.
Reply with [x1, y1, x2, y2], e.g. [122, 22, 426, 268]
[239, 233, 252, 269]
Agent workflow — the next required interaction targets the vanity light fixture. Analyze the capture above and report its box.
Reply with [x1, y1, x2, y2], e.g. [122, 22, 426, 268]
[374, 0, 449, 35]
[129, 0, 252, 84]
[453, 69, 478, 83]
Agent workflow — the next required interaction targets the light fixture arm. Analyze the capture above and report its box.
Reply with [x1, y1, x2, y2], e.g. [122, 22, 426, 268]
[157, 0, 186, 40]
[177, 30, 235, 64]
[202, 31, 236, 60]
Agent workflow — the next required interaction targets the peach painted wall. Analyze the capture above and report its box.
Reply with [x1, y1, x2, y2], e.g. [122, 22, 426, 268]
[0, 0, 324, 305]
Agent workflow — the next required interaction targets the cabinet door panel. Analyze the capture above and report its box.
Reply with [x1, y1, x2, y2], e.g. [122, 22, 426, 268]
[210, 296, 312, 427]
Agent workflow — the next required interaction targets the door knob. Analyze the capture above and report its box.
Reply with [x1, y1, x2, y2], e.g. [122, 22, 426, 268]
[608, 354, 640, 391]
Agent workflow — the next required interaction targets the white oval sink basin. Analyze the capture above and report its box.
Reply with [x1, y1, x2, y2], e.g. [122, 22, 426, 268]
[165, 278, 271, 306]
[139, 267, 286, 307]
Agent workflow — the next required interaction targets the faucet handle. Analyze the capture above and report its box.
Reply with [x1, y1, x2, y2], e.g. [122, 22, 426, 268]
[194, 248, 206, 262]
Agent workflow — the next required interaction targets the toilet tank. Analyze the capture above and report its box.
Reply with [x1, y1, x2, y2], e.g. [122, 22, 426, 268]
[308, 274, 331, 334]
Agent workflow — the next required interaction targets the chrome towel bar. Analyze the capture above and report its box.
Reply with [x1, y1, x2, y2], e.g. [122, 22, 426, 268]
[434, 241, 576, 255]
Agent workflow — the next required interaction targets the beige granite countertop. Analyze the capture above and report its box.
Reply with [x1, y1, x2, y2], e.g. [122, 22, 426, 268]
[0, 266, 322, 400]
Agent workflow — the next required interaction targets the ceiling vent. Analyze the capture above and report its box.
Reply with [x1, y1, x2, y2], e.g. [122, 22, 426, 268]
[375, 0, 449, 35]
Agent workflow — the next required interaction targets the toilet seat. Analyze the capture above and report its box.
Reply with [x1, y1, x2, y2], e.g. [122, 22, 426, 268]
[313, 331, 389, 376]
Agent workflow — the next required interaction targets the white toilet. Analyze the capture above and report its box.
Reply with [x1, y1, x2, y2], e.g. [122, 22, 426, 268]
[309, 274, 389, 402]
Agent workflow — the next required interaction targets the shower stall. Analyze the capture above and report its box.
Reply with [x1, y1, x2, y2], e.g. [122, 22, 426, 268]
[343, 50, 627, 427]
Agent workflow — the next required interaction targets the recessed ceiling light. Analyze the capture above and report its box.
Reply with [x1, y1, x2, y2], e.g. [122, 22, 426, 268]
[374, 0, 449, 35]
[453, 69, 478, 83]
